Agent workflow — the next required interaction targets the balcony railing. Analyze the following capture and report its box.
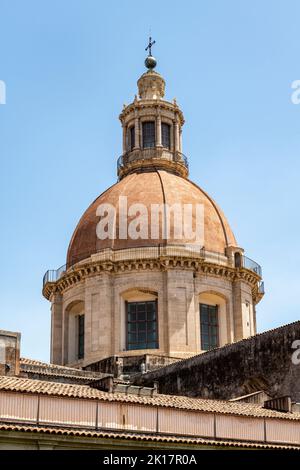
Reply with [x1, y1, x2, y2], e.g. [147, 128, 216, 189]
[242, 256, 262, 278]
[258, 281, 265, 294]
[117, 148, 189, 173]
[43, 264, 67, 287]
[43, 245, 262, 289]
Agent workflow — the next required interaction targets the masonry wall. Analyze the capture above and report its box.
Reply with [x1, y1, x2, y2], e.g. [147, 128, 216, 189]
[0, 331, 20, 376]
[136, 321, 300, 402]
[52, 266, 256, 368]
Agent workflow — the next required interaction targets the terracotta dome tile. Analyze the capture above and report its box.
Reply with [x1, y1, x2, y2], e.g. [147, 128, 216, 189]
[67, 170, 237, 266]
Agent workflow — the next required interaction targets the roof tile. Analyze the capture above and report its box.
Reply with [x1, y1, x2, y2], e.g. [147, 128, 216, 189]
[1, 375, 300, 421]
[0, 422, 298, 449]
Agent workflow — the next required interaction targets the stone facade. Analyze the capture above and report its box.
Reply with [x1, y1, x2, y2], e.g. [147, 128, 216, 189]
[0, 330, 20, 377]
[135, 321, 300, 402]
[48, 257, 261, 367]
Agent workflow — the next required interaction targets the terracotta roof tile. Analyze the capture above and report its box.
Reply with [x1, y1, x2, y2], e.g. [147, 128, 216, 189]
[0, 422, 298, 450]
[67, 170, 237, 266]
[1, 376, 300, 421]
[20, 358, 76, 369]
[21, 369, 102, 382]
[20, 358, 108, 381]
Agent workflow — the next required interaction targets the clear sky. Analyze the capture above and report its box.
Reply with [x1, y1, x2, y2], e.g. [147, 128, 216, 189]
[0, 0, 300, 361]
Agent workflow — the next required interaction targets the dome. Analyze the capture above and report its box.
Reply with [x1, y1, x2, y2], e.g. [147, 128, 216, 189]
[67, 170, 237, 267]
[45, 49, 264, 369]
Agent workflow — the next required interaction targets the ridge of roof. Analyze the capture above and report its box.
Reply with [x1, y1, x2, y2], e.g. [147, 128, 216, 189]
[20, 358, 83, 371]
[20, 358, 107, 379]
[21, 369, 103, 382]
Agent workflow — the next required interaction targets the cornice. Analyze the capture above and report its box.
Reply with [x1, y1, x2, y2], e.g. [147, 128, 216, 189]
[119, 100, 185, 126]
[43, 257, 262, 303]
[117, 157, 188, 179]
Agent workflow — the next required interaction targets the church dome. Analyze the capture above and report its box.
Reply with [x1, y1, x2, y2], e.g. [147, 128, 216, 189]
[44, 42, 263, 368]
[67, 169, 237, 267]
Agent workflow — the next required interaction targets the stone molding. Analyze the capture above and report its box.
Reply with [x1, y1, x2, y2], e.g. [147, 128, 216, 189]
[119, 99, 184, 127]
[43, 255, 262, 303]
[117, 154, 188, 179]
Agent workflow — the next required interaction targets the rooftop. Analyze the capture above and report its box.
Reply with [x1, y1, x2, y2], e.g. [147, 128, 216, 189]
[0, 422, 298, 450]
[1, 374, 299, 421]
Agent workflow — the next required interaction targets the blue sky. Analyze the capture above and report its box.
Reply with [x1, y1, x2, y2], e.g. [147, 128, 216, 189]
[0, 0, 300, 361]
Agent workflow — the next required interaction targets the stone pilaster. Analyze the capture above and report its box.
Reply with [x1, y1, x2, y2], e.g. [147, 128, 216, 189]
[232, 279, 255, 341]
[156, 112, 162, 147]
[174, 118, 180, 152]
[84, 273, 113, 365]
[122, 125, 126, 153]
[166, 269, 197, 358]
[134, 111, 140, 150]
[50, 292, 63, 364]
[170, 123, 174, 152]
[179, 128, 182, 152]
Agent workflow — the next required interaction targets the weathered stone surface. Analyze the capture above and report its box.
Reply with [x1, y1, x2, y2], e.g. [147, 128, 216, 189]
[0, 331, 20, 376]
[84, 353, 181, 377]
[135, 321, 300, 402]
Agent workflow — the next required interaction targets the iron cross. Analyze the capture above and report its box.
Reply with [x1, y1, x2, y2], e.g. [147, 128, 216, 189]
[145, 36, 156, 56]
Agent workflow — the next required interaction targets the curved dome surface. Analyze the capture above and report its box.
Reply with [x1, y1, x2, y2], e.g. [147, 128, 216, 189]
[67, 170, 237, 266]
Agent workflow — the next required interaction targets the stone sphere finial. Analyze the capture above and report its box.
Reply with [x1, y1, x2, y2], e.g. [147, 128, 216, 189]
[145, 55, 157, 70]
[145, 36, 157, 70]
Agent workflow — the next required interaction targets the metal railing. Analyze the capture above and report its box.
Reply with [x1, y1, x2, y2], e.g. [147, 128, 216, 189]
[43, 264, 67, 287]
[42, 248, 96, 287]
[242, 256, 262, 278]
[117, 149, 189, 172]
[43, 245, 262, 289]
[258, 281, 265, 295]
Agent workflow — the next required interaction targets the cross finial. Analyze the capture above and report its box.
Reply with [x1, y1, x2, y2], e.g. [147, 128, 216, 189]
[145, 36, 156, 56]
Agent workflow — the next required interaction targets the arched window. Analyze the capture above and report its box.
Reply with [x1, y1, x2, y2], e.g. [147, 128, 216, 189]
[200, 303, 219, 351]
[162, 123, 170, 149]
[126, 300, 158, 350]
[65, 301, 85, 363]
[129, 126, 135, 151]
[199, 292, 229, 349]
[77, 314, 85, 359]
[234, 252, 242, 268]
[142, 121, 155, 148]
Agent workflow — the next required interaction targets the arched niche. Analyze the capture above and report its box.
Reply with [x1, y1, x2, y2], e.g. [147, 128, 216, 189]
[234, 252, 242, 268]
[64, 300, 85, 364]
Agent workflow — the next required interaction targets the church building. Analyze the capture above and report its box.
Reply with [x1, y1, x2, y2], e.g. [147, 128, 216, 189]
[1, 43, 300, 451]
[43, 44, 264, 369]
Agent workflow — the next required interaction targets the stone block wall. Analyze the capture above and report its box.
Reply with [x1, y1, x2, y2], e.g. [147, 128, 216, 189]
[0, 330, 20, 376]
[135, 321, 300, 402]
